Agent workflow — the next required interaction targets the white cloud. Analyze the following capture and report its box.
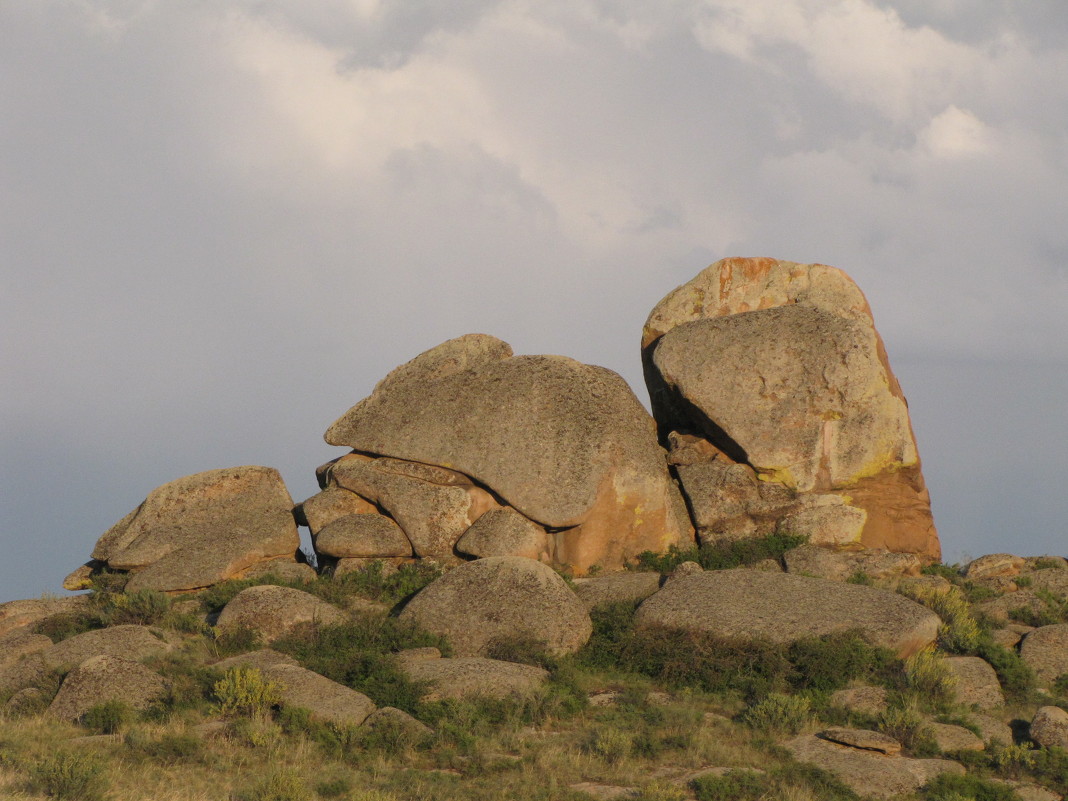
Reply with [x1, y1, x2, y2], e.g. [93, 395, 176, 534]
[918, 105, 993, 158]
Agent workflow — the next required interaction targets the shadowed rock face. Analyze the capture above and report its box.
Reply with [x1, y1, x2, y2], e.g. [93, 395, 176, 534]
[642, 257, 939, 560]
[325, 334, 691, 574]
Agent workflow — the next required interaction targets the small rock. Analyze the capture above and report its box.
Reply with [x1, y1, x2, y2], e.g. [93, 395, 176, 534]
[238, 560, 318, 583]
[817, 727, 901, 754]
[266, 663, 376, 726]
[314, 513, 413, 559]
[0, 596, 91, 638]
[635, 569, 940, 658]
[298, 486, 378, 534]
[970, 713, 1014, 746]
[989, 628, 1025, 649]
[212, 649, 300, 672]
[588, 691, 623, 707]
[454, 508, 551, 561]
[928, 722, 984, 752]
[44, 625, 172, 670]
[571, 573, 662, 611]
[569, 783, 639, 800]
[784, 734, 964, 798]
[943, 656, 1004, 710]
[1030, 706, 1068, 749]
[963, 554, 1026, 579]
[362, 706, 433, 739]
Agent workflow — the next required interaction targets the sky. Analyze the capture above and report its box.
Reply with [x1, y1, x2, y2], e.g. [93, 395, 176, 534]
[2, 0, 1067, 602]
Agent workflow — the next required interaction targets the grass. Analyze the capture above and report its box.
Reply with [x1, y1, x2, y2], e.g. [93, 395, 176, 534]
[632, 533, 807, 574]
[6, 556, 1068, 801]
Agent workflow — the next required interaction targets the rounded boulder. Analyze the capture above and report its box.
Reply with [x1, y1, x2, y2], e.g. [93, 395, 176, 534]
[397, 556, 592, 657]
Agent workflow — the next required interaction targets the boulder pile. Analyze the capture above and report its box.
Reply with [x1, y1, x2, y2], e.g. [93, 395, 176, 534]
[61, 258, 940, 591]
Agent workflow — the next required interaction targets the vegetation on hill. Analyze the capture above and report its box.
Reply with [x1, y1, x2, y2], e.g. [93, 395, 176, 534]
[2, 539, 1068, 800]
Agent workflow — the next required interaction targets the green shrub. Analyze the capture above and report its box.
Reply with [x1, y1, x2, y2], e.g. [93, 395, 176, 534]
[33, 610, 105, 642]
[988, 741, 1037, 778]
[879, 701, 937, 753]
[634, 533, 806, 574]
[905, 648, 956, 706]
[333, 560, 443, 607]
[786, 632, 894, 693]
[691, 769, 768, 801]
[273, 615, 446, 712]
[581, 727, 633, 763]
[213, 667, 282, 717]
[1053, 673, 1068, 697]
[899, 584, 981, 654]
[208, 624, 263, 658]
[80, 699, 133, 734]
[691, 763, 859, 801]
[741, 693, 812, 734]
[141, 653, 220, 719]
[124, 729, 203, 764]
[100, 588, 170, 625]
[1029, 746, 1068, 788]
[921, 564, 962, 581]
[236, 768, 311, 801]
[578, 603, 889, 700]
[922, 773, 1021, 801]
[975, 640, 1036, 699]
[1008, 589, 1068, 627]
[484, 634, 558, 670]
[29, 751, 108, 801]
[314, 777, 352, 798]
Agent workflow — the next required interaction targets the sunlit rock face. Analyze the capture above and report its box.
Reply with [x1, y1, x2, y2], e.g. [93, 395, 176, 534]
[642, 257, 940, 561]
[325, 334, 692, 575]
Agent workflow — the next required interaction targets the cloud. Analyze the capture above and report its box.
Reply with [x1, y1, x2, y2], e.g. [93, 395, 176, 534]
[2, 0, 1067, 600]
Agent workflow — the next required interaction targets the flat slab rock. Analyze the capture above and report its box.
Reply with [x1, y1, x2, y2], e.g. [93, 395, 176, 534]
[817, 727, 901, 754]
[44, 625, 172, 670]
[397, 654, 548, 701]
[570, 572, 663, 611]
[635, 569, 940, 657]
[212, 650, 374, 726]
[785, 733, 964, 798]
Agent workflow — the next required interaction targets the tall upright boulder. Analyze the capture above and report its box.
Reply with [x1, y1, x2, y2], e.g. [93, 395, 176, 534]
[325, 334, 691, 574]
[642, 258, 939, 560]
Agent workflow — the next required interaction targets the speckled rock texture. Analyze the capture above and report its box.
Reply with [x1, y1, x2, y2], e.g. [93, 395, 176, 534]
[0, 596, 90, 638]
[44, 625, 172, 670]
[313, 513, 414, 559]
[397, 654, 549, 701]
[85, 466, 300, 592]
[215, 585, 345, 643]
[783, 545, 922, 582]
[943, 656, 1004, 710]
[454, 508, 551, 561]
[1020, 624, 1068, 687]
[47, 655, 167, 721]
[784, 733, 964, 798]
[642, 257, 939, 560]
[325, 334, 691, 574]
[928, 723, 985, 752]
[570, 572, 663, 611]
[817, 727, 901, 754]
[634, 569, 939, 657]
[397, 556, 592, 657]
[263, 663, 376, 726]
[1030, 706, 1068, 749]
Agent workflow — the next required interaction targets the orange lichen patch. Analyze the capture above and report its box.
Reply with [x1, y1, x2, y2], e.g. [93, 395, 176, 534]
[553, 472, 691, 575]
[835, 464, 940, 561]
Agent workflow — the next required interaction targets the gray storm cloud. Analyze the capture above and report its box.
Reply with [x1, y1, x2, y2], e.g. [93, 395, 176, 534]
[2, 0, 1066, 600]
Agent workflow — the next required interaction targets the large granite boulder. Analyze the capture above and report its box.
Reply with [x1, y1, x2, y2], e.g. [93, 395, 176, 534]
[634, 569, 940, 657]
[943, 656, 1004, 710]
[397, 556, 592, 657]
[85, 466, 301, 592]
[325, 334, 691, 574]
[642, 258, 939, 560]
